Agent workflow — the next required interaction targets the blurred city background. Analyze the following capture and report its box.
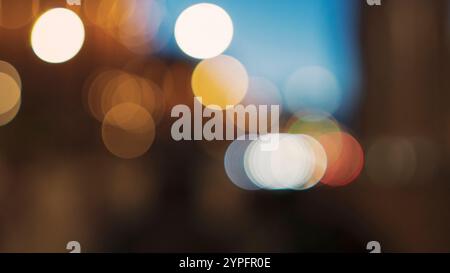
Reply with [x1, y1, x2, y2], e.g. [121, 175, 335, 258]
[0, 0, 449, 252]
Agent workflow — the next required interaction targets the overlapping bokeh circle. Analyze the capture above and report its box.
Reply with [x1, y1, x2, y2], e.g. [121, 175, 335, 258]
[0, 61, 22, 126]
[224, 111, 365, 191]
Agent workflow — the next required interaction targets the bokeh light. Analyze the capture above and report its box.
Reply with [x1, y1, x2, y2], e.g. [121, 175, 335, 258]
[284, 66, 342, 114]
[235, 77, 282, 134]
[100, 72, 143, 114]
[0, 61, 22, 126]
[224, 136, 261, 191]
[242, 77, 282, 108]
[286, 111, 341, 138]
[284, 111, 357, 188]
[102, 103, 156, 159]
[31, 8, 85, 63]
[84, 69, 123, 122]
[118, 0, 168, 54]
[84, 0, 169, 55]
[319, 132, 364, 187]
[84, 69, 164, 124]
[0, 73, 20, 115]
[243, 134, 326, 191]
[175, 3, 234, 59]
[0, 61, 22, 89]
[100, 73, 162, 122]
[82, 0, 108, 25]
[192, 55, 248, 109]
[0, 98, 20, 127]
[301, 135, 328, 190]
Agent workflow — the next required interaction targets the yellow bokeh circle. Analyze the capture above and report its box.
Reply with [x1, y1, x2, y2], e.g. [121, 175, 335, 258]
[192, 55, 248, 110]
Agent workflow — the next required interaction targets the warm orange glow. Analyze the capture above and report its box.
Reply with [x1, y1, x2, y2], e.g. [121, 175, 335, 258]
[0, 73, 21, 116]
[192, 55, 248, 109]
[102, 103, 156, 159]
[85, 70, 163, 124]
[319, 132, 364, 187]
